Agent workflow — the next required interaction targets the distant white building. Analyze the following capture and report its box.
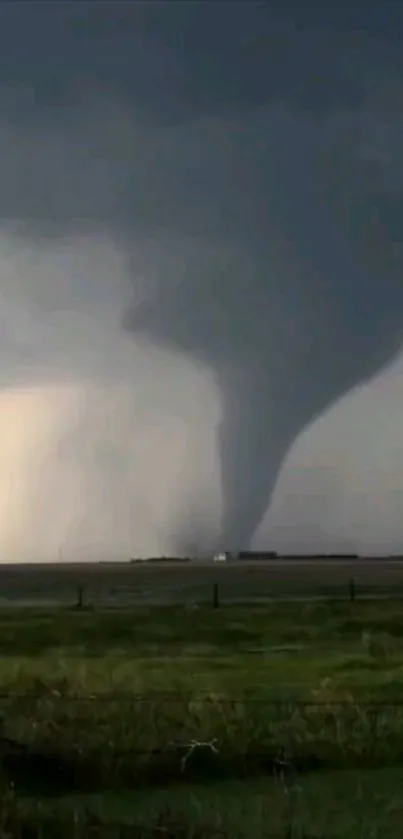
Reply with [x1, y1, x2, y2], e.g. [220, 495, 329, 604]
[213, 552, 228, 562]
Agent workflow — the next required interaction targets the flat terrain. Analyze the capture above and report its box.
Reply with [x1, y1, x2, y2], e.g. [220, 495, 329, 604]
[1, 557, 403, 607]
[2, 599, 403, 835]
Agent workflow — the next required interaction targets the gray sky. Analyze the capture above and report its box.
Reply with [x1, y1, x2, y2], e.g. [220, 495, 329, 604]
[1, 2, 403, 560]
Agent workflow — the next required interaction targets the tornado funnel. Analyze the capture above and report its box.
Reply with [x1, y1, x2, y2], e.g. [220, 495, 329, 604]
[124, 103, 403, 552]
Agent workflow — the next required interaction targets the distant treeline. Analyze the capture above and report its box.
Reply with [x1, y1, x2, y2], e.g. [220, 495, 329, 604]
[122, 553, 403, 563]
[232, 551, 361, 560]
[273, 553, 359, 560]
[237, 553, 403, 561]
[129, 556, 191, 563]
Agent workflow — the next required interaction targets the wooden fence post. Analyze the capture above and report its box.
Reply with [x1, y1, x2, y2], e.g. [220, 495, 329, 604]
[76, 585, 84, 609]
[349, 577, 356, 603]
[213, 582, 220, 609]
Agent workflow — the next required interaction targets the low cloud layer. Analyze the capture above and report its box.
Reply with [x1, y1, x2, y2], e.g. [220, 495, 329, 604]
[0, 6, 403, 559]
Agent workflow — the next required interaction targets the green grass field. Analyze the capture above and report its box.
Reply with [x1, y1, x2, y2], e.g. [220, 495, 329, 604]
[2, 599, 403, 836]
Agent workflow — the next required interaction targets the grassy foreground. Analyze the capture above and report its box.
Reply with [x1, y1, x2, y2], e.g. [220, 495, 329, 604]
[1, 600, 403, 835]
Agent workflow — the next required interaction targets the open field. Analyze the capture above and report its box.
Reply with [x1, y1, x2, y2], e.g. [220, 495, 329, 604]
[1, 557, 403, 607]
[2, 600, 403, 835]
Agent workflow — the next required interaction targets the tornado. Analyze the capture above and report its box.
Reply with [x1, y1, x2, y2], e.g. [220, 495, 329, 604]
[125, 108, 403, 552]
[120, 7, 403, 553]
[127, 279, 403, 553]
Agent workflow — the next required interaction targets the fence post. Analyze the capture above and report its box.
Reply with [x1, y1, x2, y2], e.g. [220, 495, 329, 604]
[213, 582, 220, 609]
[76, 585, 84, 609]
[349, 577, 356, 603]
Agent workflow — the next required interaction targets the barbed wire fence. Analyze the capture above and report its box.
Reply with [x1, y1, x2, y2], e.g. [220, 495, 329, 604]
[4, 569, 403, 609]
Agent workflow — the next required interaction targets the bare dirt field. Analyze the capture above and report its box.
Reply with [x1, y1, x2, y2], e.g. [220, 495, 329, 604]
[0, 557, 403, 607]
